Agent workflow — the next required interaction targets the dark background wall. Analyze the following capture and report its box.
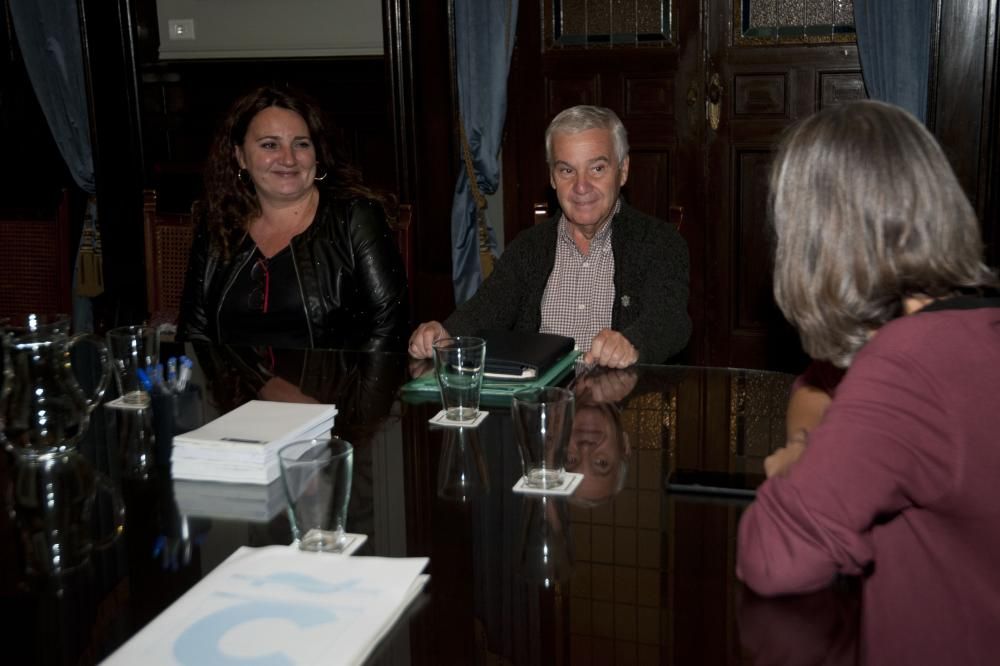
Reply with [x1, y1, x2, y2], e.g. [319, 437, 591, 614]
[1, 0, 998, 369]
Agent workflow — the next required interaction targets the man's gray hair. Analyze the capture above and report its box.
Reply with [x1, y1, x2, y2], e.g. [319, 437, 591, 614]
[545, 105, 629, 166]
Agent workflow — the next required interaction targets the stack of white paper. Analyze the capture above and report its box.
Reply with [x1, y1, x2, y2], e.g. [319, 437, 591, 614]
[171, 400, 338, 485]
[173, 478, 288, 523]
[102, 546, 429, 665]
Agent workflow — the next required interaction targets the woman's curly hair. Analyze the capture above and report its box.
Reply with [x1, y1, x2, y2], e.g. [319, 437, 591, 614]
[198, 85, 394, 256]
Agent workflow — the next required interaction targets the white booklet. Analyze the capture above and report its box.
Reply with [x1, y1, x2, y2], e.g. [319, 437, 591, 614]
[102, 546, 429, 666]
[173, 479, 288, 523]
[171, 400, 337, 466]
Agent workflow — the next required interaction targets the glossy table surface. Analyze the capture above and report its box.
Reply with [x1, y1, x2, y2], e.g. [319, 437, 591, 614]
[0, 344, 861, 665]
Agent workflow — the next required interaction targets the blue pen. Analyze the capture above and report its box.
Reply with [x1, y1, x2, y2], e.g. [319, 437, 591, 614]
[136, 367, 154, 393]
[176, 355, 193, 392]
[167, 356, 178, 391]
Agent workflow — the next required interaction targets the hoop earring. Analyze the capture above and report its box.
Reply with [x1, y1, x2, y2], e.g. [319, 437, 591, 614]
[237, 168, 253, 186]
[314, 166, 329, 182]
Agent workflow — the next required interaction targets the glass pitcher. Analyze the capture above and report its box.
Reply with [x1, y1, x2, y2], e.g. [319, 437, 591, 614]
[0, 313, 111, 453]
[10, 447, 125, 576]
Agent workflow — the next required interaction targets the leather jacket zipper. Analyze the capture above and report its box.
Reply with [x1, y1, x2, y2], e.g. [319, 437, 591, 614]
[214, 234, 256, 339]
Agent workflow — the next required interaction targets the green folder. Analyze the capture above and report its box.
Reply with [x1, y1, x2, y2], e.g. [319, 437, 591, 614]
[400, 349, 582, 407]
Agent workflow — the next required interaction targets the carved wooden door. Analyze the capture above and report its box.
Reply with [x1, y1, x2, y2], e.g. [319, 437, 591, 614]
[504, 0, 864, 370]
[704, 0, 864, 370]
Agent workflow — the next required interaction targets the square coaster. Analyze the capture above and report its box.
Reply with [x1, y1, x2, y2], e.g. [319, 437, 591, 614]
[428, 409, 489, 428]
[287, 532, 368, 556]
[512, 472, 584, 496]
[104, 395, 151, 410]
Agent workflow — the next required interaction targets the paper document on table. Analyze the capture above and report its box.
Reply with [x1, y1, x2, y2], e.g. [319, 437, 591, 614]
[102, 546, 429, 666]
[172, 400, 338, 463]
[171, 400, 337, 484]
[173, 479, 288, 522]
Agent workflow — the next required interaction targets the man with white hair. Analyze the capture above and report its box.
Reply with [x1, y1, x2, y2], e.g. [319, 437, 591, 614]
[409, 105, 690, 367]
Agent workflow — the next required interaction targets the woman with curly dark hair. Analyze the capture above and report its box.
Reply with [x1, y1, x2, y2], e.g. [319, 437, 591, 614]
[178, 85, 408, 352]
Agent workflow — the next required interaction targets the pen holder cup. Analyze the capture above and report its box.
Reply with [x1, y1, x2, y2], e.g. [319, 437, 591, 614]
[151, 385, 205, 467]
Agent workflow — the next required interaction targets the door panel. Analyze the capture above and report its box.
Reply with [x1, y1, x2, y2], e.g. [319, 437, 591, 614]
[705, 2, 863, 370]
[504, 0, 861, 370]
[505, 0, 703, 360]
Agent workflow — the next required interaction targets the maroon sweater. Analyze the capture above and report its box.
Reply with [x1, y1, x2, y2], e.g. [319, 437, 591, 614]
[738, 298, 1000, 665]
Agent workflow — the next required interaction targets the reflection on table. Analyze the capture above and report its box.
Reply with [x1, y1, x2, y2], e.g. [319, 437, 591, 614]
[0, 344, 861, 665]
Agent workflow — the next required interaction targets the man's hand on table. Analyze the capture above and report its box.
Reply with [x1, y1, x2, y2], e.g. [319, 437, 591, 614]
[575, 367, 638, 404]
[408, 321, 449, 359]
[584, 329, 638, 368]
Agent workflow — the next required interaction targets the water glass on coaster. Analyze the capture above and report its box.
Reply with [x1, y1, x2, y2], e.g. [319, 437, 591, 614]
[278, 438, 354, 552]
[432, 336, 486, 422]
[106, 325, 160, 405]
[511, 386, 575, 490]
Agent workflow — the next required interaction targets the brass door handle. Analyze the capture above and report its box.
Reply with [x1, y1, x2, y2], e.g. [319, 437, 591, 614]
[707, 72, 723, 131]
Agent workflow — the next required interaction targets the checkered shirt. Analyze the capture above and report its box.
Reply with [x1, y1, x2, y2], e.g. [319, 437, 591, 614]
[539, 199, 619, 352]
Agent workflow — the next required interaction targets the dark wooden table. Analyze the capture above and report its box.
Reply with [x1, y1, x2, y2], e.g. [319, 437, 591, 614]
[0, 345, 861, 665]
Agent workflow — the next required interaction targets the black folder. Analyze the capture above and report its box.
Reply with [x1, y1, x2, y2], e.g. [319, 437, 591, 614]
[478, 330, 576, 381]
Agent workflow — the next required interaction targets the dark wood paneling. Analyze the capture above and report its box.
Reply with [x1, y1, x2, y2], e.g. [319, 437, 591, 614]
[733, 149, 773, 333]
[733, 75, 786, 116]
[933, 0, 992, 205]
[930, 0, 1000, 268]
[625, 76, 675, 116]
[818, 71, 866, 109]
[138, 59, 394, 213]
[383, 0, 460, 324]
[545, 75, 601, 115]
[625, 150, 673, 226]
[703, 4, 864, 370]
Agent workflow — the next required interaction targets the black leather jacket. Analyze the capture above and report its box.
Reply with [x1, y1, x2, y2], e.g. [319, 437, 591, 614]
[178, 193, 409, 351]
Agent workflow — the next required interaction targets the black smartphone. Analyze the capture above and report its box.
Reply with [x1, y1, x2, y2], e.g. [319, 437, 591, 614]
[665, 468, 765, 498]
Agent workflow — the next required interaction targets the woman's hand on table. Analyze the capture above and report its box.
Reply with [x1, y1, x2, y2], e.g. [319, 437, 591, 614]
[763, 429, 808, 478]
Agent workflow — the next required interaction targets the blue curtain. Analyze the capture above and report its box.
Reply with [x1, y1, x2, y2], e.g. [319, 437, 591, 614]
[10, 0, 97, 331]
[854, 0, 934, 122]
[9, 0, 95, 193]
[450, 0, 519, 305]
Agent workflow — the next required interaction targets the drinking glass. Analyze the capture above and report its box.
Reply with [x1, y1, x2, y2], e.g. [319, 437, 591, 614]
[432, 336, 486, 421]
[278, 438, 353, 552]
[106, 325, 159, 405]
[511, 386, 575, 489]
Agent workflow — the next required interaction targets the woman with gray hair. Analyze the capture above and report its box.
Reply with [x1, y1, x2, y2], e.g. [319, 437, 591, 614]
[737, 100, 1000, 664]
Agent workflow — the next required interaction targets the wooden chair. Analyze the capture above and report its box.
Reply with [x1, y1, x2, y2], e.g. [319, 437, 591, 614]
[143, 189, 196, 331]
[0, 190, 72, 319]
